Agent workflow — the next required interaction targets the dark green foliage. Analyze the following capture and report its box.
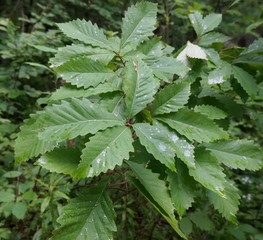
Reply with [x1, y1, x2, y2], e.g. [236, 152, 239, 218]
[1, 0, 263, 239]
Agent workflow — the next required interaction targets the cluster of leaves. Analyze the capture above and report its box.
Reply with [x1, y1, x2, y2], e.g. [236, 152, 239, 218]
[0, 165, 73, 239]
[14, 1, 263, 239]
[0, 0, 136, 238]
[0, 1, 79, 238]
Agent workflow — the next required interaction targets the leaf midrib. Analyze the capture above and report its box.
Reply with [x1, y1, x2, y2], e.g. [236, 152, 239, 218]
[87, 127, 130, 163]
[121, 8, 151, 48]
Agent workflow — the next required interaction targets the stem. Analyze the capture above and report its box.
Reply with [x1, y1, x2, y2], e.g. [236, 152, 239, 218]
[162, 0, 170, 43]
[114, 51, 126, 66]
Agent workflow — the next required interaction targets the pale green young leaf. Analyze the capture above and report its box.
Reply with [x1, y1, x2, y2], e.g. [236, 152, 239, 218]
[157, 108, 228, 143]
[51, 179, 116, 240]
[15, 114, 57, 163]
[120, 1, 157, 50]
[177, 41, 207, 66]
[167, 162, 196, 217]
[55, 56, 115, 89]
[198, 32, 230, 46]
[133, 122, 176, 171]
[36, 147, 80, 177]
[232, 66, 258, 98]
[123, 60, 156, 118]
[77, 126, 134, 178]
[189, 148, 226, 196]
[150, 57, 190, 80]
[193, 105, 227, 120]
[36, 98, 124, 143]
[57, 19, 114, 50]
[208, 181, 240, 223]
[204, 140, 263, 170]
[48, 82, 120, 102]
[151, 82, 191, 116]
[127, 161, 186, 239]
[50, 44, 115, 67]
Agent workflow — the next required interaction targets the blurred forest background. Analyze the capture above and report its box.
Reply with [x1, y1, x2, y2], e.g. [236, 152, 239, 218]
[0, 0, 262, 239]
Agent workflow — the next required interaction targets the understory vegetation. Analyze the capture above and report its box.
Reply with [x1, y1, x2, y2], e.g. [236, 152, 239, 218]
[0, 0, 263, 239]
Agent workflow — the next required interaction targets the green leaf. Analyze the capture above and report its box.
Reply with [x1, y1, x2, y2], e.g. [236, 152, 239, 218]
[198, 32, 230, 46]
[189, 147, 226, 196]
[127, 161, 186, 239]
[232, 66, 258, 98]
[12, 202, 27, 220]
[36, 98, 124, 143]
[150, 57, 190, 80]
[138, 37, 174, 59]
[235, 54, 263, 66]
[25, 62, 53, 73]
[41, 197, 51, 214]
[123, 60, 156, 118]
[99, 93, 126, 118]
[207, 68, 225, 85]
[157, 108, 228, 143]
[15, 113, 57, 163]
[208, 181, 240, 223]
[188, 11, 204, 37]
[167, 162, 196, 217]
[169, 133, 195, 169]
[51, 179, 116, 240]
[57, 19, 114, 50]
[55, 56, 115, 89]
[3, 171, 21, 178]
[50, 44, 115, 67]
[151, 82, 191, 116]
[36, 147, 80, 177]
[189, 211, 214, 231]
[193, 105, 227, 120]
[134, 121, 195, 169]
[189, 11, 222, 36]
[202, 13, 222, 34]
[77, 126, 134, 178]
[48, 82, 120, 102]
[120, 1, 157, 50]
[179, 217, 193, 237]
[0, 191, 15, 202]
[240, 38, 263, 55]
[204, 140, 263, 170]
[133, 122, 176, 171]
[32, 45, 57, 53]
